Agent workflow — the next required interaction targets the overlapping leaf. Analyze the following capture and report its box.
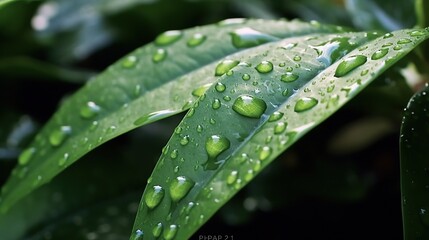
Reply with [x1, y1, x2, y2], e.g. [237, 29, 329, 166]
[0, 19, 346, 213]
[131, 28, 429, 239]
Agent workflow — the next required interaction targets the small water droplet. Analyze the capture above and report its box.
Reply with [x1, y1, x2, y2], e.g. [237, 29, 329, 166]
[232, 95, 267, 118]
[282, 89, 289, 96]
[371, 48, 388, 60]
[293, 55, 301, 61]
[134, 110, 179, 126]
[360, 69, 369, 76]
[49, 126, 72, 147]
[80, 101, 101, 119]
[204, 135, 231, 170]
[223, 96, 231, 101]
[410, 30, 425, 37]
[131, 229, 144, 240]
[58, 153, 69, 167]
[383, 33, 393, 38]
[244, 169, 254, 181]
[242, 73, 251, 81]
[215, 82, 226, 92]
[155, 30, 182, 46]
[192, 83, 212, 97]
[282, 43, 297, 50]
[294, 97, 318, 112]
[170, 176, 195, 202]
[122, 55, 138, 68]
[89, 121, 98, 131]
[174, 127, 182, 135]
[163, 224, 178, 240]
[397, 38, 412, 44]
[393, 45, 402, 51]
[152, 48, 167, 63]
[18, 147, 36, 165]
[212, 99, 221, 110]
[152, 222, 163, 238]
[274, 122, 287, 134]
[170, 149, 178, 159]
[174, 165, 180, 173]
[145, 185, 165, 209]
[334, 55, 367, 77]
[215, 60, 239, 76]
[280, 72, 299, 82]
[180, 135, 190, 146]
[255, 61, 273, 73]
[327, 85, 335, 93]
[218, 18, 246, 26]
[268, 111, 283, 122]
[230, 27, 277, 48]
[209, 118, 216, 124]
[196, 125, 203, 133]
[187, 33, 206, 47]
[227, 170, 238, 185]
[259, 146, 271, 161]
[162, 145, 170, 155]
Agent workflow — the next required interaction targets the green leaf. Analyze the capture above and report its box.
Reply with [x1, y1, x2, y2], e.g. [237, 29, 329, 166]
[400, 83, 429, 239]
[0, 19, 346, 213]
[132, 28, 429, 239]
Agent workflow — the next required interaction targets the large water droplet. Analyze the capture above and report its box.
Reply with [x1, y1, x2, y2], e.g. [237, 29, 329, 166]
[255, 61, 273, 73]
[155, 30, 182, 46]
[215, 60, 239, 76]
[230, 27, 278, 48]
[18, 147, 36, 165]
[204, 135, 231, 170]
[371, 48, 388, 60]
[49, 126, 72, 147]
[294, 97, 318, 112]
[145, 185, 165, 209]
[232, 95, 267, 118]
[122, 56, 138, 68]
[187, 33, 206, 47]
[280, 72, 299, 82]
[215, 82, 226, 92]
[80, 101, 101, 119]
[163, 224, 178, 240]
[152, 222, 163, 238]
[170, 176, 195, 202]
[152, 48, 167, 63]
[334, 55, 367, 77]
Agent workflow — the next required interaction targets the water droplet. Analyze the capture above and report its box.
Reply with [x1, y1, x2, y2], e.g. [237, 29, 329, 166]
[162, 145, 170, 155]
[420, 208, 429, 226]
[294, 97, 318, 112]
[293, 55, 301, 61]
[155, 30, 182, 46]
[223, 96, 231, 101]
[122, 56, 138, 68]
[152, 48, 167, 63]
[227, 170, 238, 185]
[170, 176, 195, 202]
[218, 18, 246, 26]
[204, 135, 230, 170]
[393, 45, 402, 51]
[89, 121, 98, 131]
[152, 222, 163, 238]
[58, 153, 69, 167]
[196, 125, 203, 133]
[244, 169, 254, 181]
[187, 33, 206, 47]
[180, 135, 190, 146]
[410, 30, 425, 37]
[32, 175, 43, 186]
[280, 72, 299, 82]
[212, 99, 221, 109]
[192, 83, 212, 97]
[215, 82, 226, 92]
[18, 147, 36, 165]
[268, 111, 283, 122]
[259, 146, 271, 161]
[242, 73, 251, 81]
[334, 55, 367, 77]
[255, 61, 273, 73]
[282, 43, 297, 50]
[383, 33, 393, 38]
[274, 122, 287, 134]
[215, 60, 239, 76]
[360, 69, 369, 76]
[371, 48, 388, 60]
[163, 224, 178, 240]
[131, 229, 144, 240]
[170, 149, 178, 159]
[174, 127, 182, 135]
[185, 201, 195, 215]
[209, 118, 216, 124]
[282, 89, 289, 96]
[134, 109, 179, 126]
[144, 185, 165, 209]
[80, 101, 100, 119]
[232, 95, 267, 118]
[49, 126, 72, 147]
[327, 85, 335, 93]
[397, 38, 412, 44]
[230, 27, 277, 48]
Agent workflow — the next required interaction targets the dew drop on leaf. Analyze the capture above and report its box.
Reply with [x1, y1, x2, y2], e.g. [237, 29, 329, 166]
[274, 122, 287, 134]
[242, 73, 251, 81]
[294, 97, 319, 112]
[230, 27, 278, 48]
[170, 149, 178, 159]
[409, 30, 425, 37]
[232, 95, 267, 118]
[215, 82, 226, 92]
[334, 55, 367, 77]
[152, 222, 163, 238]
[122, 55, 138, 68]
[212, 99, 221, 110]
[397, 38, 412, 44]
[196, 125, 203, 133]
[180, 135, 190, 146]
[259, 146, 271, 161]
[80, 101, 101, 119]
[204, 135, 231, 170]
[393, 45, 403, 51]
[187, 33, 206, 47]
[255, 61, 273, 73]
[131, 229, 144, 240]
[18, 147, 36, 165]
[170, 176, 195, 202]
[155, 30, 182, 46]
[280, 72, 299, 82]
[293, 55, 301, 61]
[268, 111, 284, 122]
[164, 224, 178, 240]
[371, 48, 389, 60]
[227, 170, 238, 185]
[282, 42, 297, 50]
[58, 153, 69, 167]
[152, 48, 167, 63]
[215, 60, 239, 76]
[49, 126, 72, 147]
[144, 185, 165, 209]
[383, 33, 393, 38]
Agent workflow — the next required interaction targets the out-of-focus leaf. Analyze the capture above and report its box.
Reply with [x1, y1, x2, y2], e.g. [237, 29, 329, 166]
[400, 83, 429, 239]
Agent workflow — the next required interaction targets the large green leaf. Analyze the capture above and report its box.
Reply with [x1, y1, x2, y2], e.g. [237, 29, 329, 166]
[0, 19, 346, 213]
[132, 28, 429, 239]
[400, 83, 429, 239]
